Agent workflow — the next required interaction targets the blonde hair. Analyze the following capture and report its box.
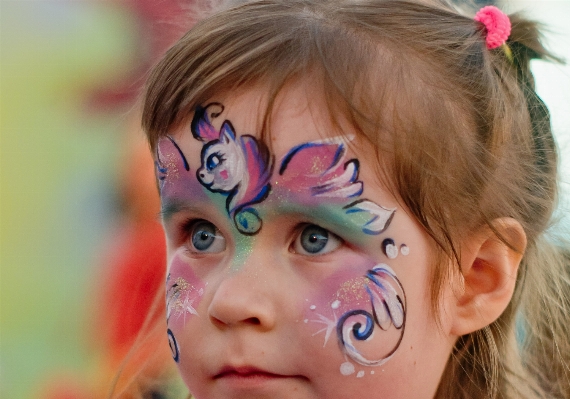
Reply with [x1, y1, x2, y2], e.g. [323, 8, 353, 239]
[141, 0, 570, 397]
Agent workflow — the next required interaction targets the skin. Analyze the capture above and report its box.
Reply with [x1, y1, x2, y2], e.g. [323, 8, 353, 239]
[159, 81, 458, 399]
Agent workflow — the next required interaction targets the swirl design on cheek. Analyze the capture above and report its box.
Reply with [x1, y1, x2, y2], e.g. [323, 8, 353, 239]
[337, 264, 406, 366]
[167, 328, 180, 363]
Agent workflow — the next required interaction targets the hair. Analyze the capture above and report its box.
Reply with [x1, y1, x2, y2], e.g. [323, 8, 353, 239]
[140, 0, 570, 398]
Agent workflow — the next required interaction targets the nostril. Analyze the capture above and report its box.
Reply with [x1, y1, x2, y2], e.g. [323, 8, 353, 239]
[245, 317, 261, 325]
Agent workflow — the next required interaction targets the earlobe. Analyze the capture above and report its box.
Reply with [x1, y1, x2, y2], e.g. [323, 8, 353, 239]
[450, 218, 527, 336]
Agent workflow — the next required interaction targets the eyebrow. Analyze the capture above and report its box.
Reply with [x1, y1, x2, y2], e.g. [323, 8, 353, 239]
[160, 199, 198, 222]
[272, 201, 370, 242]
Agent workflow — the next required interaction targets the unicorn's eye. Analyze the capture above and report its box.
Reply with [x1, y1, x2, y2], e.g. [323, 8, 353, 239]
[188, 220, 226, 253]
[292, 224, 341, 256]
[206, 153, 221, 171]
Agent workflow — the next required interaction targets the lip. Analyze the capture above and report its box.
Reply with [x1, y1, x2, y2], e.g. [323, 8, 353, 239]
[215, 366, 289, 379]
[214, 366, 308, 388]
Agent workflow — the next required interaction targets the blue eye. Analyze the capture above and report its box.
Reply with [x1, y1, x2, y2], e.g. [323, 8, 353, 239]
[293, 225, 341, 255]
[206, 153, 221, 171]
[189, 221, 226, 253]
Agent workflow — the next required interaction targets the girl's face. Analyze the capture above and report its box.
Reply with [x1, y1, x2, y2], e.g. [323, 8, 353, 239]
[158, 83, 457, 399]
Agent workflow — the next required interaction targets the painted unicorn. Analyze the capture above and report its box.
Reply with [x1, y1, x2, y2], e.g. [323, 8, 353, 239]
[191, 103, 273, 234]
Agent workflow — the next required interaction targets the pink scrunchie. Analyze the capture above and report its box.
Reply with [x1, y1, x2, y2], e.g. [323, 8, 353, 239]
[474, 6, 511, 50]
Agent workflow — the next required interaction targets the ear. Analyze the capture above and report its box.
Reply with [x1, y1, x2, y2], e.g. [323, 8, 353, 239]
[220, 122, 236, 144]
[450, 218, 527, 336]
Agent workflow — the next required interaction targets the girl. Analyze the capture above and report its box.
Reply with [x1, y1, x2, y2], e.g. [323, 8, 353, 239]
[130, 0, 570, 398]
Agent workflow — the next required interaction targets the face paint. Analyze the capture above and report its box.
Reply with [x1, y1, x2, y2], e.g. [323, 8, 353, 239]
[191, 103, 273, 235]
[337, 264, 405, 367]
[166, 251, 207, 324]
[382, 238, 398, 259]
[160, 103, 408, 369]
[190, 103, 396, 239]
[156, 86, 455, 399]
[167, 328, 180, 363]
[302, 255, 406, 375]
[273, 136, 395, 235]
[156, 136, 208, 203]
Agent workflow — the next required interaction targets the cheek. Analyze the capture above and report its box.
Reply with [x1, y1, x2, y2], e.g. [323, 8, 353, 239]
[303, 263, 372, 318]
[165, 252, 207, 363]
[300, 255, 407, 376]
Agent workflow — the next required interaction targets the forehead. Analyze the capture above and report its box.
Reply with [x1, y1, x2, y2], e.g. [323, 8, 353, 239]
[170, 81, 361, 159]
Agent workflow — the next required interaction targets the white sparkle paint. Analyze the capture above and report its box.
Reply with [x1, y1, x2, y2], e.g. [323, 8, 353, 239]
[310, 305, 316, 310]
[304, 319, 309, 323]
[340, 362, 355, 376]
[166, 277, 200, 322]
[357, 371, 365, 378]
[331, 300, 341, 309]
[311, 313, 337, 347]
[370, 370, 375, 375]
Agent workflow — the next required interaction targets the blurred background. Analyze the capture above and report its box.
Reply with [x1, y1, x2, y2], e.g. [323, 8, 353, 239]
[0, 1, 569, 398]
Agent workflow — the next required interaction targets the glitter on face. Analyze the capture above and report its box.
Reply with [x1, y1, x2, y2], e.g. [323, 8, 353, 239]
[356, 371, 365, 378]
[310, 305, 317, 310]
[331, 300, 341, 309]
[336, 277, 368, 304]
[166, 277, 203, 321]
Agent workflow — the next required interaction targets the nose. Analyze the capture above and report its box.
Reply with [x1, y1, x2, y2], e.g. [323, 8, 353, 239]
[208, 256, 278, 331]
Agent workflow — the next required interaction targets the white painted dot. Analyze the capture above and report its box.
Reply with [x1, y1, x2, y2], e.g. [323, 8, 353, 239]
[309, 305, 316, 310]
[386, 244, 398, 259]
[304, 319, 309, 323]
[400, 245, 410, 256]
[370, 370, 375, 375]
[356, 371, 365, 378]
[331, 300, 341, 309]
[340, 362, 355, 376]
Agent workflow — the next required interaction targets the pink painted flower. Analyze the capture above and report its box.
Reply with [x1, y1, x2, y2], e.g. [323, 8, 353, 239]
[474, 6, 511, 50]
